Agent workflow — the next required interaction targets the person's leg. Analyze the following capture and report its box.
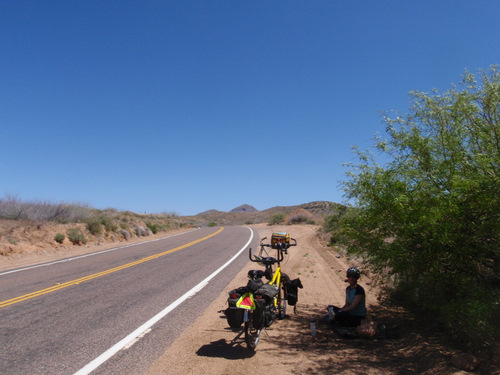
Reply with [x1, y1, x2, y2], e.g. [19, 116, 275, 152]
[335, 311, 363, 327]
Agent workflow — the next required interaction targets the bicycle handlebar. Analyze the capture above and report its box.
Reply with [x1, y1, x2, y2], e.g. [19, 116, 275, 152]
[248, 236, 297, 264]
[248, 247, 284, 263]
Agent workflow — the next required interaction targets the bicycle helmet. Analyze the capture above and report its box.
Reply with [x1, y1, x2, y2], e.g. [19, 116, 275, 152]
[346, 267, 361, 279]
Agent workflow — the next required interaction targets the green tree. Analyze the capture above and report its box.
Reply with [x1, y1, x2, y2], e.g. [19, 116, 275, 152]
[339, 67, 499, 351]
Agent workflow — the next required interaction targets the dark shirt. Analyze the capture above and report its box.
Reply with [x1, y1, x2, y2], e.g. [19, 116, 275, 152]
[345, 284, 367, 317]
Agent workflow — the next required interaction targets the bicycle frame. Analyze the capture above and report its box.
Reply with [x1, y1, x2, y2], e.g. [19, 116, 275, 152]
[269, 265, 282, 308]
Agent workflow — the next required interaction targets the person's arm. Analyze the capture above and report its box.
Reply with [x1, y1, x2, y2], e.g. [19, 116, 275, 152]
[340, 295, 362, 313]
[340, 293, 349, 310]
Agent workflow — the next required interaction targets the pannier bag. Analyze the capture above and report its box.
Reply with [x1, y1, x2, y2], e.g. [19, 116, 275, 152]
[246, 277, 264, 292]
[254, 283, 279, 301]
[271, 232, 290, 249]
[284, 278, 303, 306]
[225, 287, 247, 328]
[252, 297, 276, 329]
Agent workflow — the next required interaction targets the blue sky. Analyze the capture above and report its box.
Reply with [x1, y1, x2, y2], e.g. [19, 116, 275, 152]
[1, 1, 499, 216]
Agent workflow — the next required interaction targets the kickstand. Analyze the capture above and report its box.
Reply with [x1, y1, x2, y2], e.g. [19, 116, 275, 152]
[231, 329, 245, 344]
[262, 327, 270, 339]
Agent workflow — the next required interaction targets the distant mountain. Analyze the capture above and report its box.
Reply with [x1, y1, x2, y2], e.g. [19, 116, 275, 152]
[187, 201, 344, 227]
[230, 204, 258, 213]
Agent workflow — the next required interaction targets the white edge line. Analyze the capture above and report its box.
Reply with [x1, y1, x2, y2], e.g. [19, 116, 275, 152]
[0, 228, 200, 276]
[72, 226, 254, 375]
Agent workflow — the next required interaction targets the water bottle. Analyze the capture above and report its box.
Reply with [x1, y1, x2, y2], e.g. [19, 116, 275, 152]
[379, 324, 386, 339]
[328, 305, 335, 322]
[310, 318, 316, 336]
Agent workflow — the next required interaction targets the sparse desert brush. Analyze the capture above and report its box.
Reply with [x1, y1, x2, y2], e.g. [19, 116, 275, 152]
[161, 211, 180, 218]
[84, 217, 102, 236]
[146, 222, 159, 234]
[54, 233, 65, 244]
[119, 221, 130, 230]
[100, 215, 118, 232]
[133, 224, 151, 237]
[83, 214, 120, 236]
[268, 213, 285, 225]
[119, 229, 131, 240]
[286, 209, 316, 224]
[0, 196, 92, 222]
[66, 228, 87, 245]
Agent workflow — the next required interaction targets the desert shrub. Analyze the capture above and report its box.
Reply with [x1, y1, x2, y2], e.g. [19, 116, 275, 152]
[207, 222, 217, 227]
[119, 229, 131, 240]
[54, 233, 65, 244]
[100, 215, 118, 232]
[161, 211, 180, 217]
[268, 213, 285, 225]
[287, 214, 315, 224]
[146, 222, 159, 234]
[84, 217, 102, 236]
[0, 196, 92, 222]
[119, 221, 129, 230]
[133, 225, 148, 236]
[285, 208, 316, 225]
[322, 205, 351, 245]
[84, 215, 119, 235]
[67, 228, 87, 245]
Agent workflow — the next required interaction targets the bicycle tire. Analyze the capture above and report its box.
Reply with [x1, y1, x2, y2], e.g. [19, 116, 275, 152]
[244, 315, 261, 350]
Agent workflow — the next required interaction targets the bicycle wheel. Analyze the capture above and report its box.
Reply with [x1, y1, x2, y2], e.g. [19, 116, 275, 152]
[244, 314, 261, 351]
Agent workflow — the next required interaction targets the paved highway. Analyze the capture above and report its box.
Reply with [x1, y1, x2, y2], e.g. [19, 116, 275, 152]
[0, 226, 256, 375]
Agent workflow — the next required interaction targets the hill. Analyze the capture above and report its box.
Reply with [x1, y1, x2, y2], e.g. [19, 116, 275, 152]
[229, 204, 258, 213]
[184, 201, 344, 227]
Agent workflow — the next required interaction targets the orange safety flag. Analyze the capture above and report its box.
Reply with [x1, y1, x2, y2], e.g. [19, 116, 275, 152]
[236, 292, 255, 310]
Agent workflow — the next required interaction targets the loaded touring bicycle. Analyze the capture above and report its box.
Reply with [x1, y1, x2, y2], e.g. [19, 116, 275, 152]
[224, 233, 303, 350]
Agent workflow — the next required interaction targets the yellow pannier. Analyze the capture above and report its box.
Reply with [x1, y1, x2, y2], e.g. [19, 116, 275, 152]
[271, 232, 290, 249]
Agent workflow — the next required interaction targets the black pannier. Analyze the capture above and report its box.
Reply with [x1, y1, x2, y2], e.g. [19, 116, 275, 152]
[284, 278, 303, 306]
[246, 278, 264, 292]
[225, 286, 247, 328]
[252, 297, 276, 329]
[254, 283, 278, 301]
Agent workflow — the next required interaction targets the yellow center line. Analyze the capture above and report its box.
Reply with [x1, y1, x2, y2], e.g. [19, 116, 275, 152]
[0, 227, 224, 309]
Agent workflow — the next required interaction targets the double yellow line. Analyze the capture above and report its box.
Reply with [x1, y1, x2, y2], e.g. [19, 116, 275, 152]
[0, 227, 224, 309]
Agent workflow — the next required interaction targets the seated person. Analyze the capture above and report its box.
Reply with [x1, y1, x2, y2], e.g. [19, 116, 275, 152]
[331, 267, 367, 327]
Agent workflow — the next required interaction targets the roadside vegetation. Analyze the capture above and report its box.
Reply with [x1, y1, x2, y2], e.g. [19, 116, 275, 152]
[0, 196, 189, 253]
[323, 67, 499, 358]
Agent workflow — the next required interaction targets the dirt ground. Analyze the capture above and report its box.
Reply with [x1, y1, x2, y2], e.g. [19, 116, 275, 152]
[2, 223, 496, 374]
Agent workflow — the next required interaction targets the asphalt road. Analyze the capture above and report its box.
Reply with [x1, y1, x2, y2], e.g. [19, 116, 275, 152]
[0, 226, 257, 375]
